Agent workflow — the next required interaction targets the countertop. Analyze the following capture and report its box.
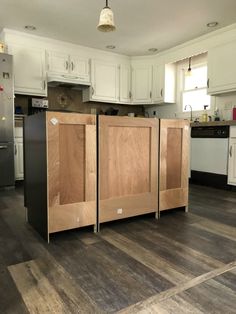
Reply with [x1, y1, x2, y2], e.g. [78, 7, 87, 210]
[190, 120, 236, 127]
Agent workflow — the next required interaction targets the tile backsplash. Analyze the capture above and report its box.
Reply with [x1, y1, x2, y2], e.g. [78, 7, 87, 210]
[14, 87, 144, 117]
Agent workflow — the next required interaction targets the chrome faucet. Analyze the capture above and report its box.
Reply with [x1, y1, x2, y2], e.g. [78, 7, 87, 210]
[184, 104, 193, 121]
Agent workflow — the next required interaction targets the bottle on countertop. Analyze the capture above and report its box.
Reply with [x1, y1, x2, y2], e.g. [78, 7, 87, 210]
[201, 105, 208, 122]
[214, 107, 220, 121]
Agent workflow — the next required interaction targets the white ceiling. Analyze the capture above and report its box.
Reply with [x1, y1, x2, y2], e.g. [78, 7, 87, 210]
[1, 0, 236, 56]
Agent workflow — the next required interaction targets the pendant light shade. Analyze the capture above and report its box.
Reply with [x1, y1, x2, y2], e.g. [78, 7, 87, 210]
[186, 57, 192, 76]
[97, 0, 116, 32]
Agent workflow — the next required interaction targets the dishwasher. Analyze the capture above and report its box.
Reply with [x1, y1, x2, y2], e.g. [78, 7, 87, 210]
[190, 125, 229, 188]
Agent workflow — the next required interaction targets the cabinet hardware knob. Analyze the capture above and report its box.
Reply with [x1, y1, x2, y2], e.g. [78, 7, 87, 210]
[65, 61, 69, 70]
[150, 91, 152, 99]
[229, 145, 233, 157]
[207, 78, 209, 88]
[0, 145, 7, 149]
[160, 88, 163, 97]
[71, 62, 74, 71]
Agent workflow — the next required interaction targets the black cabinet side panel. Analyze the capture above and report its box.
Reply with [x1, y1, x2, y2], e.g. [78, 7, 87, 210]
[24, 112, 48, 241]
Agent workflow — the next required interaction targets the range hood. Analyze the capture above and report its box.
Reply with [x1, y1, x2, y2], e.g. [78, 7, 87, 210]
[47, 75, 91, 89]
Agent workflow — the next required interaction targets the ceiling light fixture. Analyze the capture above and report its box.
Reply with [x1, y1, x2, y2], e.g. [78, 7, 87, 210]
[97, 0, 116, 32]
[106, 45, 116, 49]
[207, 22, 218, 28]
[186, 57, 192, 76]
[148, 48, 158, 53]
[24, 25, 36, 31]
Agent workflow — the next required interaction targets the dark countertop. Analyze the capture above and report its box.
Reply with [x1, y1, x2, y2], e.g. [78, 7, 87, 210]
[190, 120, 236, 127]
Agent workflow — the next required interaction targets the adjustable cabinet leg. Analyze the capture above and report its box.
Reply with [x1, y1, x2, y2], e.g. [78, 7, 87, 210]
[185, 206, 189, 213]
[155, 211, 160, 220]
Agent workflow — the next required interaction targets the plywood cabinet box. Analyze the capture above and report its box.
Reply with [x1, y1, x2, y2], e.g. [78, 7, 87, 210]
[24, 112, 97, 242]
[98, 116, 159, 225]
[159, 119, 189, 212]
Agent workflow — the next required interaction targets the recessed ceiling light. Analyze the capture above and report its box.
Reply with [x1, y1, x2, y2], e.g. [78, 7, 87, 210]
[106, 45, 116, 49]
[207, 22, 218, 28]
[24, 25, 36, 31]
[148, 48, 158, 53]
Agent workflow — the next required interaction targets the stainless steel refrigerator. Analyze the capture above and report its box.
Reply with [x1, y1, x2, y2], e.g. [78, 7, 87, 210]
[0, 53, 14, 187]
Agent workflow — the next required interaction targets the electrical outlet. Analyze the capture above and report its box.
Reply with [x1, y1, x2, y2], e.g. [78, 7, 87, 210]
[117, 208, 123, 215]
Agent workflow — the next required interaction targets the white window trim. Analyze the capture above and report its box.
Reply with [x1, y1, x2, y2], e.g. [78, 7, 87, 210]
[181, 62, 211, 112]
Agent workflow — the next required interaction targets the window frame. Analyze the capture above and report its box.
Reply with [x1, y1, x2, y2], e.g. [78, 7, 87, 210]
[181, 62, 211, 112]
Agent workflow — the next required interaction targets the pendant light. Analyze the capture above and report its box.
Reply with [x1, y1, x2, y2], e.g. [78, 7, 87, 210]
[97, 0, 116, 32]
[186, 57, 192, 76]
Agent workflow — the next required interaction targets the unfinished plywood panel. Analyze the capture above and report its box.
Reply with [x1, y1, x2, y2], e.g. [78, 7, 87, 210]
[159, 119, 189, 212]
[59, 124, 85, 205]
[104, 126, 150, 199]
[166, 128, 182, 190]
[47, 112, 96, 234]
[99, 116, 158, 223]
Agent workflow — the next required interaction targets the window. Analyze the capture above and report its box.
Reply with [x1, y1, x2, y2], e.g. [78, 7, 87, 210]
[182, 64, 211, 112]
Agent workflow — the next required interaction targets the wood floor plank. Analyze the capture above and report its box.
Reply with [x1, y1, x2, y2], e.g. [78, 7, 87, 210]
[0, 266, 29, 314]
[110, 219, 225, 276]
[8, 258, 104, 314]
[118, 261, 236, 313]
[100, 229, 193, 285]
[192, 216, 236, 242]
[49, 235, 173, 312]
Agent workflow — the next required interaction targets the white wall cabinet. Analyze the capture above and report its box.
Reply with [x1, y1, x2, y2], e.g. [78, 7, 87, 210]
[8, 44, 47, 96]
[119, 64, 131, 104]
[83, 59, 119, 103]
[131, 64, 152, 104]
[46, 51, 90, 82]
[14, 127, 24, 181]
[208, 41, 236, 95]
[152, 63, 176, 104]
[228, 126, 236, 186]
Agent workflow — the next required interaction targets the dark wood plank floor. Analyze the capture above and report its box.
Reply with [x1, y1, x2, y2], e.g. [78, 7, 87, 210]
[0, 184, 236, 313]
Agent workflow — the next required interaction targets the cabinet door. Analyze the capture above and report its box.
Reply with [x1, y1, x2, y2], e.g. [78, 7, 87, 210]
[159, 119, 189, 211]
[228, 127, 236, 185]
[119, 64, 131, 103]
[69, 55, 90, 82]
[208, 41, 236, 95]
[132, 64, 152, 104]
[8, 44, 47, 96]
[152, 64, 176, 104]
[47, 51, 69, 75]
[46, 112, 96, 233]
[91, 60, 119, 102]
[14, 138, 24, 180]
[152, 64, 164, 103]
[99, 116, 158, 223]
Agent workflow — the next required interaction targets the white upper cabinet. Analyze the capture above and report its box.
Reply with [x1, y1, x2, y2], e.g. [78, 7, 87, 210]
[228, 126, 236, 186]
[119, 64, 131, 104]
[8, 44, 47, 96]
[152, 63, 176, 104]
[84, 59, 119, 103]
[131, 64, 152, 104]
[46, 50, 90, 83]
[208, 41, 236, 95]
